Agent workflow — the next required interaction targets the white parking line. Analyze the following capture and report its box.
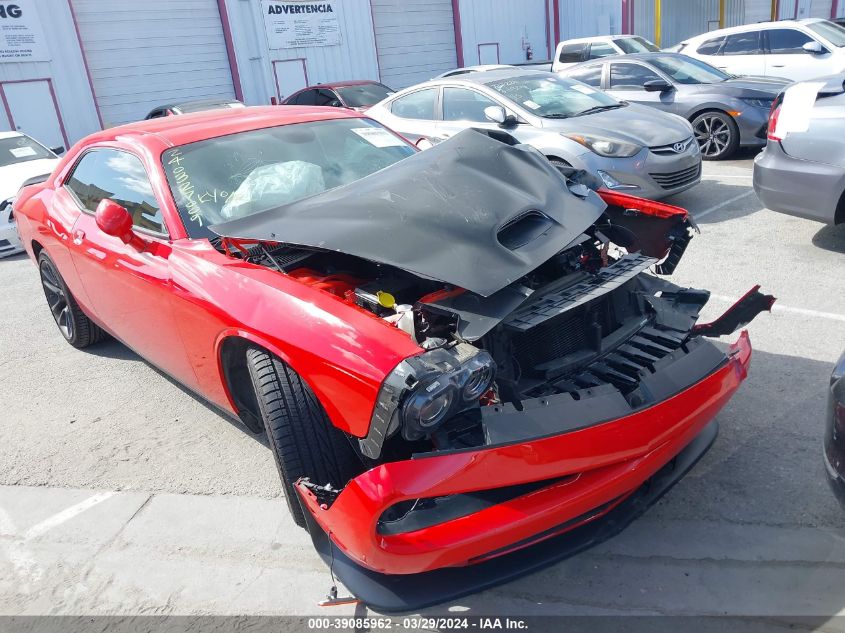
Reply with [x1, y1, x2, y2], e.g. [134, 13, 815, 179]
[704, 173, 753, 179]
[24, 491, 114, 540]
[710, 294, 845, 323]
[695, 190, 755, 220]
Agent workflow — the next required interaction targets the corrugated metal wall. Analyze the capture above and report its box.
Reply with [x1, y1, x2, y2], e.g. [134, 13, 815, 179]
[0, 1, 100, 144]
[371, 0, 456, 88]
[73, 0, 235, 127]
[557, 0, 622, 39]
[633, 0, 656, 42]
[224, 0, 380, 105]
[661, 0, 719, 47]
[458, 0, 548, 65]
[741, 0, 773, 23]
[778, 0, 834, 19]
[809, 0, 833, 17]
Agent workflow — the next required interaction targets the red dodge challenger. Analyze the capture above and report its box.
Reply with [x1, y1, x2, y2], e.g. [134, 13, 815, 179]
[13, 106, 773, 610]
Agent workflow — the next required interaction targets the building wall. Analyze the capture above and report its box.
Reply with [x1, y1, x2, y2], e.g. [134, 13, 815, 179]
[458, 0, 549, 66]
[223, 0, 379, 103]
[557, 0, 623, 40]
[371, 0, 457, 88]
[0, 0, 100, 146]
[661, 0, 719, 47]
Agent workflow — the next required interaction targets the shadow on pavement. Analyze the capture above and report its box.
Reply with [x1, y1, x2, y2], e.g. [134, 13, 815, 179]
[812, 223, 845, 254]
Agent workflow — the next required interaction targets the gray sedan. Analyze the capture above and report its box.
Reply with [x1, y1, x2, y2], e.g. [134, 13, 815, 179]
[366, 69, 701, 200]
[560, 53, 788, 159]
[754, 74, 845, 226]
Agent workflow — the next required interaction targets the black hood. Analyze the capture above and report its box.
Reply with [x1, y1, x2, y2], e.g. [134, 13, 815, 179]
[211, 129, 605, 297]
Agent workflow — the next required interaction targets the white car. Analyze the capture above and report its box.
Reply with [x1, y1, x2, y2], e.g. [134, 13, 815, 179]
[434, 64, 515, 79]
[552, 35, 660, 72]
[0, 132, 61, 258]
[677, 19, 845, 82]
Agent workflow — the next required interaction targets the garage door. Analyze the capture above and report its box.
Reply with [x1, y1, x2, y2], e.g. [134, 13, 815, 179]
[457, 0, 548, 66]
[72, 0, 236, 127]
[371, 0, 458, 89]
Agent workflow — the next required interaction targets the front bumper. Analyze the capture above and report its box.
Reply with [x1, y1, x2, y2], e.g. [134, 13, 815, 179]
[298, 331, 752, 580]
[574, 145, 701, 200]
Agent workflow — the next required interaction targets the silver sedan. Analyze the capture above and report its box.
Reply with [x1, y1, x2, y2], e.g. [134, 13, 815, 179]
[366, 69, 702, 200]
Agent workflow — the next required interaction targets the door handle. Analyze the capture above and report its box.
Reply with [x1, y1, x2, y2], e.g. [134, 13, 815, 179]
[73, 229, 85, 245]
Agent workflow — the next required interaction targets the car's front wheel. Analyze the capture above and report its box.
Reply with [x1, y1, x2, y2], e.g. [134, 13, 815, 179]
[692, 111, 739, 160]
[246, 348, 362, 529]
[38, 251, 105, 349]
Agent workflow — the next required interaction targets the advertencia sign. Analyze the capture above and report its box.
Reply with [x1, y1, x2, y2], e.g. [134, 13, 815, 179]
[0, 1, 49, 62]
[261, 1, 341, 49]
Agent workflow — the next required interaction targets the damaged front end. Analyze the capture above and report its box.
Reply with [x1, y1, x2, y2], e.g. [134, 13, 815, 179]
[210, 129, 773, 609]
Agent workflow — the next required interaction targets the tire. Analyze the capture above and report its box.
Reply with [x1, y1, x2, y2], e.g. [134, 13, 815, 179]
[246, 348, 361, 529]
[38, 252, 106, 349]
[691, 111, 739, 160]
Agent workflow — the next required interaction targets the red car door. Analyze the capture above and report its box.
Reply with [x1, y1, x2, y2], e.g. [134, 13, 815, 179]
[60, 148, 198, 388]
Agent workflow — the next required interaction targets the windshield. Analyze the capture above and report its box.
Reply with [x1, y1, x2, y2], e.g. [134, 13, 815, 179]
[162, 118, 416, 239]
[336, 83, 394, 107]
[649, 55, 731, 84]
[0, 135, 53, 168]
[805, 20, 845, 47]
[615, 36, 660, 53]
[486, 74, 621, 118]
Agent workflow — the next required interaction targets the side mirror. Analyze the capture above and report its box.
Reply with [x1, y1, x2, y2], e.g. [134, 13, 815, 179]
[803, 40, 824, 54]
[484, 105, 517, 127]
[50, 145, 65, 155]
[644, 79, 672, 92]
[95, 199, 143, 248]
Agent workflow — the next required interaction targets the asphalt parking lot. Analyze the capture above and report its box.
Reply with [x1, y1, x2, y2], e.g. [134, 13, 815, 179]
[1, 152, 845, 620]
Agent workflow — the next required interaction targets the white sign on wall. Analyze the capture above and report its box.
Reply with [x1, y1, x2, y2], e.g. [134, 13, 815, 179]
[0, 1, 49, 62]
[261, 1, 341, 49]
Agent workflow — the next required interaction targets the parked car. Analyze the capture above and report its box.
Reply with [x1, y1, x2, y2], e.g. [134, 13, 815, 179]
[826, 350, 845, 509]
[0, 132, 62, 258]
[434, 64, 515, 78]
[561, 52, 788, 159]
[366, 69, 702, 199]
[281, 80, 394, 111]
[677, 19, 845, 82]
[144, 98, 245, 119]
[753, 73, 845, 225]
[13, 106, 772, 610]
[552, 35, 660, 72]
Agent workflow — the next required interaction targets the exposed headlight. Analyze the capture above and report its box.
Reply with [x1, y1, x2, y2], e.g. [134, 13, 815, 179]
[359, 343, 496, 458]
[564, 133, 642, 158]
[741, 97, 774, 109]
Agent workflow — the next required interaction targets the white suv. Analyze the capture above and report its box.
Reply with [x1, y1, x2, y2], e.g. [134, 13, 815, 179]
[678, 19, 845, 82]
[552, 35, 660, 72]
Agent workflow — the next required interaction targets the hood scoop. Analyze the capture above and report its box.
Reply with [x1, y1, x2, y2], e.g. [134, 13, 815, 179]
[211, 128, 604, 297]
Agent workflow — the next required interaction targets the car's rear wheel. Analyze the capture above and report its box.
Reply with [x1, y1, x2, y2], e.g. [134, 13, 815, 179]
[692, 111, 739, 160]
[246, 348, 361, 529]
[38, 252, 105, 349]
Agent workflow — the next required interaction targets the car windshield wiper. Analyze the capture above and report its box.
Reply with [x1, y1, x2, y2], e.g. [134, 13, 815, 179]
[543, 112, 575, 119]
[572, 103, 626, 117]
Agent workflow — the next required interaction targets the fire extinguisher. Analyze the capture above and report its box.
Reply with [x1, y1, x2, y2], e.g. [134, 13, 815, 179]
[526, 44, 533, 60]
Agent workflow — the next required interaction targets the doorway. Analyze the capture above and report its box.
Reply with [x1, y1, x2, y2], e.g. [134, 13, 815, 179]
[273, 59, 309, 101]
[0, 79, 68, 149]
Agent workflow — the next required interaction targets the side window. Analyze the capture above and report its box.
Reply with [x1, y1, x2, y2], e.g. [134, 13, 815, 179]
[767, 28, 814, 54]
[722, 31, 762, 55]
[442, 87, 499, 122]
[609, 63, 662, 89]
[696, 36, 725, 55]
[587, 42, 617, 60]
[389, 88, 437, 120]
[294, 90, 318, 105]
[66, 150, 165, 234]
[558, 43, 586, 63]
[568, 65, 603, 87]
